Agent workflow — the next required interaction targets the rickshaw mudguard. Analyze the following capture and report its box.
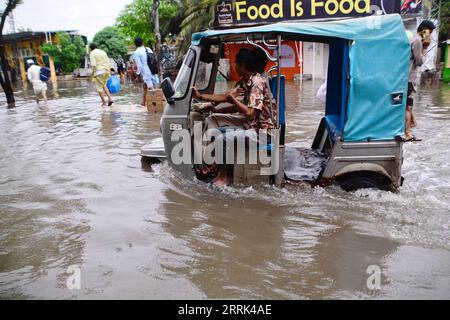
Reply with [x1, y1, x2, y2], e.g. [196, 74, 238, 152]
[320, 139, 404, 191]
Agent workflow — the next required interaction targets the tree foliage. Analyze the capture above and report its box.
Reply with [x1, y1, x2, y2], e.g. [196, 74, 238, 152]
[116, 0, 179, 46]
[178, 0, 215, 52]
[92, 26, 128, 60]
[0, 0, 22, 35]
[440, 0, 450, 43]
[42, 32, 86, 75]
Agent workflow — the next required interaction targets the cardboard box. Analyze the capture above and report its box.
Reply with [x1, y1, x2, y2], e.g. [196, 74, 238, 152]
[146, 89, 166, 113]
[150, 88, 165, 99]
[147, 100, 166, 113]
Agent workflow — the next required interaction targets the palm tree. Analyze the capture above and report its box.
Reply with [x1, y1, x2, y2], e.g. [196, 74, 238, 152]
[178, 0, 216, 52]
[0, 0, 22, 106]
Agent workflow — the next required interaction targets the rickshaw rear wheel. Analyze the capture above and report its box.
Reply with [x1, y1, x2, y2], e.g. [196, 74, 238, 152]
[337, 171, 391, 192]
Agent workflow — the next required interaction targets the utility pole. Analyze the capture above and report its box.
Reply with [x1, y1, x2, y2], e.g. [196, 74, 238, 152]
[8, 11, 18, 83]
[8, 11, 16, 33]
[0, 0, 22, 106]
[152, 0, 163, 83]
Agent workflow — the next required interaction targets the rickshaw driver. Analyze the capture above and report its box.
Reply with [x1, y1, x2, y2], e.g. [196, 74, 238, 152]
[191, 48, 275, 186]
[192, 48, 270, 133]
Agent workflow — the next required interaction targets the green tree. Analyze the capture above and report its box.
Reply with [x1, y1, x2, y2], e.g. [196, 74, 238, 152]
[116, 0, 178, 46]
[92, 26, 128, 60]
[439, 0, 450, 43]
[42, 32, 86, 75]
[0, 0, 22, 105]
[178, 0, 215, 52]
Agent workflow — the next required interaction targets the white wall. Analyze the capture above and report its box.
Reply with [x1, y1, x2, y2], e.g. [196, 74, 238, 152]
[302, 42, 329, 80]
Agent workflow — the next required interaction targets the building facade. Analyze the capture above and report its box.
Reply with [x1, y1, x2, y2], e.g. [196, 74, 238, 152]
[1, 31, 87, 83]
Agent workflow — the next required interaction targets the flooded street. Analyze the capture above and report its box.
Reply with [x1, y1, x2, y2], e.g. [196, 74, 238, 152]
[1, 79, 450, 299]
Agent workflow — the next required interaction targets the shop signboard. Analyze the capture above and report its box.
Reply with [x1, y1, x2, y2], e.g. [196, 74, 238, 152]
[214, 0, 401, 27]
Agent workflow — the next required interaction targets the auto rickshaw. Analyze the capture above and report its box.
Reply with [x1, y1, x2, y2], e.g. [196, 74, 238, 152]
[142, 14, 410, 192]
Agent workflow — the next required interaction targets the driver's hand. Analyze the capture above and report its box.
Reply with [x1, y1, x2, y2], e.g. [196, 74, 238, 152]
[192, 87, 201, 100]
[226, 87, 245, 103]
[204, 104, 214, 112]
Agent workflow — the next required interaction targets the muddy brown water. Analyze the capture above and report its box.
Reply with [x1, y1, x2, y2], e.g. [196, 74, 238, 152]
[0, 79, 450, 299]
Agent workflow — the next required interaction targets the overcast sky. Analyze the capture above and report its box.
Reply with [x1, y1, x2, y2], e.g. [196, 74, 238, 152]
[5, 0, 134, 40]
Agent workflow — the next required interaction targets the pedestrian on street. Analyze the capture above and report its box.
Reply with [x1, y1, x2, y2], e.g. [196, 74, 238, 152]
[405, 20, 435, 142]
[26, 59, 48, 106]
[132, 37, 160, 107]
[89, 43, 114, 107]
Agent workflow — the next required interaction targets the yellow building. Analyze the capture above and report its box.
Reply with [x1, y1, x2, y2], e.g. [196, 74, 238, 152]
[2, 31, 87, 83]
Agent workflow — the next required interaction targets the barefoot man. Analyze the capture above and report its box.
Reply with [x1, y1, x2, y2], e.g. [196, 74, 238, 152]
[89, 43, 114, 107]
[132, 37, 159, 106]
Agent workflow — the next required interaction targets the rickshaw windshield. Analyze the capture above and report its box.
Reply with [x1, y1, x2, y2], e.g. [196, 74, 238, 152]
[195, 60, 213, 91]
[173, 49, 196, 99]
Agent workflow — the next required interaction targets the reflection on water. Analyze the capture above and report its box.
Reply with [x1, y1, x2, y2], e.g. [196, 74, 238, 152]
[0, 81, 449, 299]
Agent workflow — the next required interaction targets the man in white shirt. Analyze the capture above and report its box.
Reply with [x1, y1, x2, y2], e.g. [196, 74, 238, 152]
[133, 37, 160, 106]
[26, 59, 48, 106]
[406, 20, 435, 142]
[316, 77, 327, 104]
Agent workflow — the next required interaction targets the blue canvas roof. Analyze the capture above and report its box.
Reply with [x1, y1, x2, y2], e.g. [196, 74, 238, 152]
[193, 15, 410, 142]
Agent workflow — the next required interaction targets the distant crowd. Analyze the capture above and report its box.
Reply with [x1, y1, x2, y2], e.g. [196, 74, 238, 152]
[26, 37, 162, 108]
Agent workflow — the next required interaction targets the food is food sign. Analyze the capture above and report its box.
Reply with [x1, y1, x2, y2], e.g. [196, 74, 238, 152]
[214, 0, 401, 27]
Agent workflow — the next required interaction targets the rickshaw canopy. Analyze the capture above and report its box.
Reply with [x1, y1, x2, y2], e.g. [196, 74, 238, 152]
[192, 14, 410, 142]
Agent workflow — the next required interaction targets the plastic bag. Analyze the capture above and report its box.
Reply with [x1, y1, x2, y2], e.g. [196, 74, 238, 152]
[107, 75, 121, 94]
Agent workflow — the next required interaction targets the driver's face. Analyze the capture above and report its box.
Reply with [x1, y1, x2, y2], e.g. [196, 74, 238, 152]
[235, 62, 244, 77]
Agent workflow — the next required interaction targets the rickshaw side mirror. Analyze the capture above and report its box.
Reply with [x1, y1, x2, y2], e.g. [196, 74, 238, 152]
[161, 78, 175, 104]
